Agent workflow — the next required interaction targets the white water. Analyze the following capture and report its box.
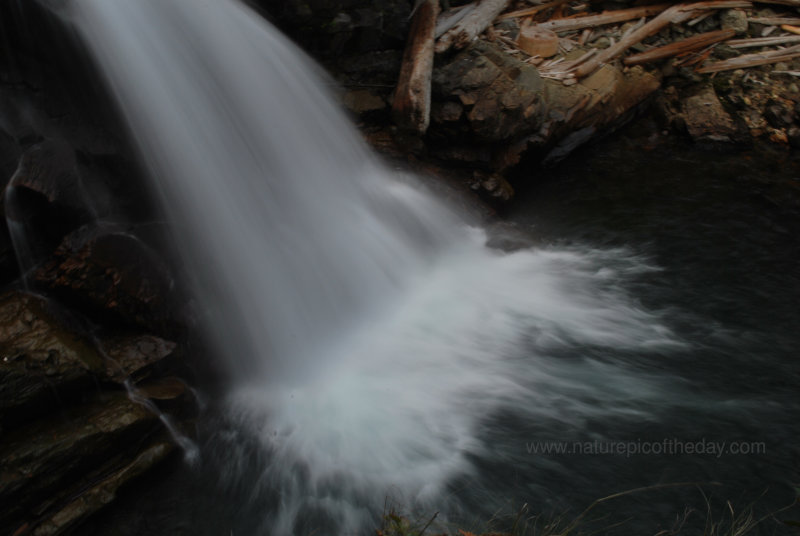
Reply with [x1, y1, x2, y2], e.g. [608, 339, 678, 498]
[66, 0, 685, 532]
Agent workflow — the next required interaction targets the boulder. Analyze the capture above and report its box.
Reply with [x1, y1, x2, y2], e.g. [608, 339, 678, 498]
[1, 140, 98, 281]
[33, 225, 179, 334]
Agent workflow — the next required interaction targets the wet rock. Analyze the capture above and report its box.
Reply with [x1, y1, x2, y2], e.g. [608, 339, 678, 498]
[681, 87, 737, 142]
[33, 225, 178, 334]
[0, 291, 104, 430]
[2, 140, 97, 277]
[134, 376, 192, 414]
[0, 391, 160, 533]
[31, 441, 174, 536]
[135, 377, 187, 402]
[100, 335, 177, 384]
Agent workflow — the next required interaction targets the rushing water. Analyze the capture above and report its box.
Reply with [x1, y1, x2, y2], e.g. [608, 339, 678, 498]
[63, 0, 800, 534]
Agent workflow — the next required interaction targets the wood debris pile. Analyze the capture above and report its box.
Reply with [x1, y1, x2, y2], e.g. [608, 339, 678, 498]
[394, 0, 800, 137]
[486, 0, 800, 82]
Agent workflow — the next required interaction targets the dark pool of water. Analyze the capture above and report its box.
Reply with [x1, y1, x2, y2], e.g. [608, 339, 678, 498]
[84, 134, 800, 535]
[470, 133, 800, 535]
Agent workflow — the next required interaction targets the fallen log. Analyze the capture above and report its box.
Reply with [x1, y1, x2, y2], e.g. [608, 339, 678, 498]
[727, 33, 800, 47]
[696, 43, 800, 72]
[624, 29, 735, 65]
[571, 0, 751, 79]
[537, 4, 670, 32]
[392, 0, 440, 133]
[436, 0, 510, 53]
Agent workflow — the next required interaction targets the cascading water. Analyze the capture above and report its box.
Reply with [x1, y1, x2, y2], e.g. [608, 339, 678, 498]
[64, 0, 695, 532]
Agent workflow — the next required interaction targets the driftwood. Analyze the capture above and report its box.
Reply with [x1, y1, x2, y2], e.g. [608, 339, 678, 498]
[436, 0, 511, 53]
[623, 29, 735, 65]
[570, 0, 751, 79]
[392, 0, 440, 133]
[727, 33, 800, 47]
[538, 4, 671, 32]
[499, 0, 574, 20]
[696, 43, 800, 72]
[517, 25, 560, 57]
[436, 4, 477, 38]
[782, 24, 800, 35]
[748, 16, 800, 25]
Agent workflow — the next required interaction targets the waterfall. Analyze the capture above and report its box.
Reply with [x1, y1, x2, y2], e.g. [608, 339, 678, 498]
[65, 0, 684, 532]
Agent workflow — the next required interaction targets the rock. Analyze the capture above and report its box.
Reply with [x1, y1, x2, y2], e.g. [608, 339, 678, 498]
[470, 171, 514, 203]
[0, 291, 104, 431]
[431, 101, 463, 123]
[681, 87, 737, 142]
[592, 36, 612, 49]
[0, 391, 162, 534]
[31, 442, 174, 536]
[788, 126, 800, 148]
[100, 334, 177, 384]
[720, 9, 748, 34]
[763, 101, 796, 129]
[1, 140, 97, 278]
[263, 0, 411, 57]
[340, 89, 385, 115]
[33, 225, 178, 334]
[0, 126, 20, 185]
[135, 377, 187, 402]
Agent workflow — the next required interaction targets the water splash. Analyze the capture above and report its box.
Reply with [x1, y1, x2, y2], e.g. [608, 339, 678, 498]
[65, 0, 685, 532]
